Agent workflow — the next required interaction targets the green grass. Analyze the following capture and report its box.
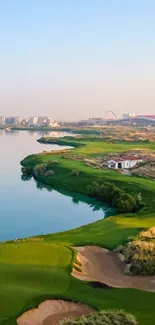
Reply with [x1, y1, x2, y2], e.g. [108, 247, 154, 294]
[40, 215, 155, 249]
[38, 136, 155, 156]
[21, 139, 155, 249]
[0, 241, 155, 325]
[0, 242, 71, 267]
[0, 242, 72, 324]
[2, 138, 155, 325]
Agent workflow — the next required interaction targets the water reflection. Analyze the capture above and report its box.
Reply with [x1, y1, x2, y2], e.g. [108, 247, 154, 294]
[0, 129, 73, 138]
[0, 130, 114, 241]
[32, 179, 113, 215]
[21, 174, 111, 214]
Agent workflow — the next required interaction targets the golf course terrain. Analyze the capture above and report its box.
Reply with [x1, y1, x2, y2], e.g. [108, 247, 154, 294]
[1, 136, 155, 325]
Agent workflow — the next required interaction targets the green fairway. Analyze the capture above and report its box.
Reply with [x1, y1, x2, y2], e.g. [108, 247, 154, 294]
[38, 136, 155, 156]
[21, 138, 155, 249]
[0, 241, 155, 325]
[2, 137, 155, 325]
[0, 241, 72, 324]
[0, 242, 71, 266]
[41, 215, 155, 249]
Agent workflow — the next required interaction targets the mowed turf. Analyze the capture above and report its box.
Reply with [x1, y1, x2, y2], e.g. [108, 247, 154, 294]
[0, 242, 71, 266]
[0, 242, 72, 324]
[42, 215, 155, 249]
[0, 241, 155, 325]
[2, 138, 154, 325]
[38, 137, 155, 156]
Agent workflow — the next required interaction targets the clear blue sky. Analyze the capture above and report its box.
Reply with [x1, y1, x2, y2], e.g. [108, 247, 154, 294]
[0, 0, 154, 119]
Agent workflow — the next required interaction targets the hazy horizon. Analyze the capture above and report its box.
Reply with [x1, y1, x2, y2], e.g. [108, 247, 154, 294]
[0, 1, 155, 120]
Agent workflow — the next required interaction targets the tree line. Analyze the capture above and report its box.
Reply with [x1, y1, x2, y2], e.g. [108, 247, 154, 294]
[87, 181, 143, 213]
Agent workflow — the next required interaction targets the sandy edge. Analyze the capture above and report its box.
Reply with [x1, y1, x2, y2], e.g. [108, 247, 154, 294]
[72, 246, 155, 292]
[17, 299, 94, 325]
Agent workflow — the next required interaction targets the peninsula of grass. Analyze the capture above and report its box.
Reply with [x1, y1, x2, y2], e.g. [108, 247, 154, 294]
[1, 137, 155, 325]
[21, 137, 155, 249]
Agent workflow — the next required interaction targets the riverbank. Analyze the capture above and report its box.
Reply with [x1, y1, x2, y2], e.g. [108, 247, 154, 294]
[1, 136, 155, 325]
[0, 126, 101, 135]
[21, 138, 155, 249]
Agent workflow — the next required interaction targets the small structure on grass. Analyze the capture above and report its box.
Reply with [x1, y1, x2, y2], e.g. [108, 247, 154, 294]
[108, 155, 143, 169]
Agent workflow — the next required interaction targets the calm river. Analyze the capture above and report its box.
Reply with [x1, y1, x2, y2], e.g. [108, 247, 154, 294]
[0, 130, 113, 241]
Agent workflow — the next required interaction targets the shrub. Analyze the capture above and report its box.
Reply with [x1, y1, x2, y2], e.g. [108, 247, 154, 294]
[61, 310, 138, 325]
[46, 161, 59, 170]
[140, 227, 155, 240]
[21, 167, 32, 175]
[44, 170, 55, 177]
[33, 163, 47, 176]
[122, 239, 155, 275]
[33, 162, 56, 177]
[72, 169, 80, 176]
[87, 181, 138, 214]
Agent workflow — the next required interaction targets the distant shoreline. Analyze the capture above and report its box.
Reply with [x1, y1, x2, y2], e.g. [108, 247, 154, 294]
[0, 126, 100, 135]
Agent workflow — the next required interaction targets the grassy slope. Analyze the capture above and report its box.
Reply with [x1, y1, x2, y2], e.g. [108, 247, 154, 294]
[3, 138, 155, 325]
[0, 242, 72, 324]
[22, 138, 155, 248]
[38, 136, 155, 156]
[1, 241, 155, 325]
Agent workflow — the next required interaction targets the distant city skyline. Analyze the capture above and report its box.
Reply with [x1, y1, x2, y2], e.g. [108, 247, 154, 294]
[0, 1, 155, 119]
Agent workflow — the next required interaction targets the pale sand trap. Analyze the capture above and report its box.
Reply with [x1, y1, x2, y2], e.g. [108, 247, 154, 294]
[17, 300, 94, 325]
[72, 246, 155, 292]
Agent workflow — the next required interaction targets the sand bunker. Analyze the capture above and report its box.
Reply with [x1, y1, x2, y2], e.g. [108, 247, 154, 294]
[17, 299, 94, 325]
[72, 246, 155, 292]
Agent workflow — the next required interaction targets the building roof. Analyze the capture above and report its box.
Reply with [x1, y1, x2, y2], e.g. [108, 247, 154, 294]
[109, 156, 142, 162]
[108, 158, 124, 162]
[121, 155, 142, 161]
[136, 115, 155, 120]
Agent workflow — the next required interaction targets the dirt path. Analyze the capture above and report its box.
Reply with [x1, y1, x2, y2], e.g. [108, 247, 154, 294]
[72, 246, 155, 292]
[17, 300, 94, 325]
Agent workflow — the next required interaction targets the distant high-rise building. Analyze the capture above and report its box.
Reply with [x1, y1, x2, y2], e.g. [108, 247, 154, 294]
[27, 117, 39, 126]
[0, 116, 6, 125]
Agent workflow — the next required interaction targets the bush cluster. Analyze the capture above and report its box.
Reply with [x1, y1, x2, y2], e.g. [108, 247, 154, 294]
[21, 167, 32, 176]
[122, 238, 155, 275]
[140, 227, 155, 240]
[87, 182, 139, 213]
[72, 169, 80, 176]
[33, 162, 56, 177]
[61, 310, 138, 325]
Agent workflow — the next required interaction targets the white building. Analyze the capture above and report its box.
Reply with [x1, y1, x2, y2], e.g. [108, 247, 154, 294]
[0, 116, 6, 125]
[108, 156, 143, 169]
[88, 118, 105, 125]
[27, 117, 39, 126]
[122, 113, 136, 120]
[49, 120, 59, 127]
